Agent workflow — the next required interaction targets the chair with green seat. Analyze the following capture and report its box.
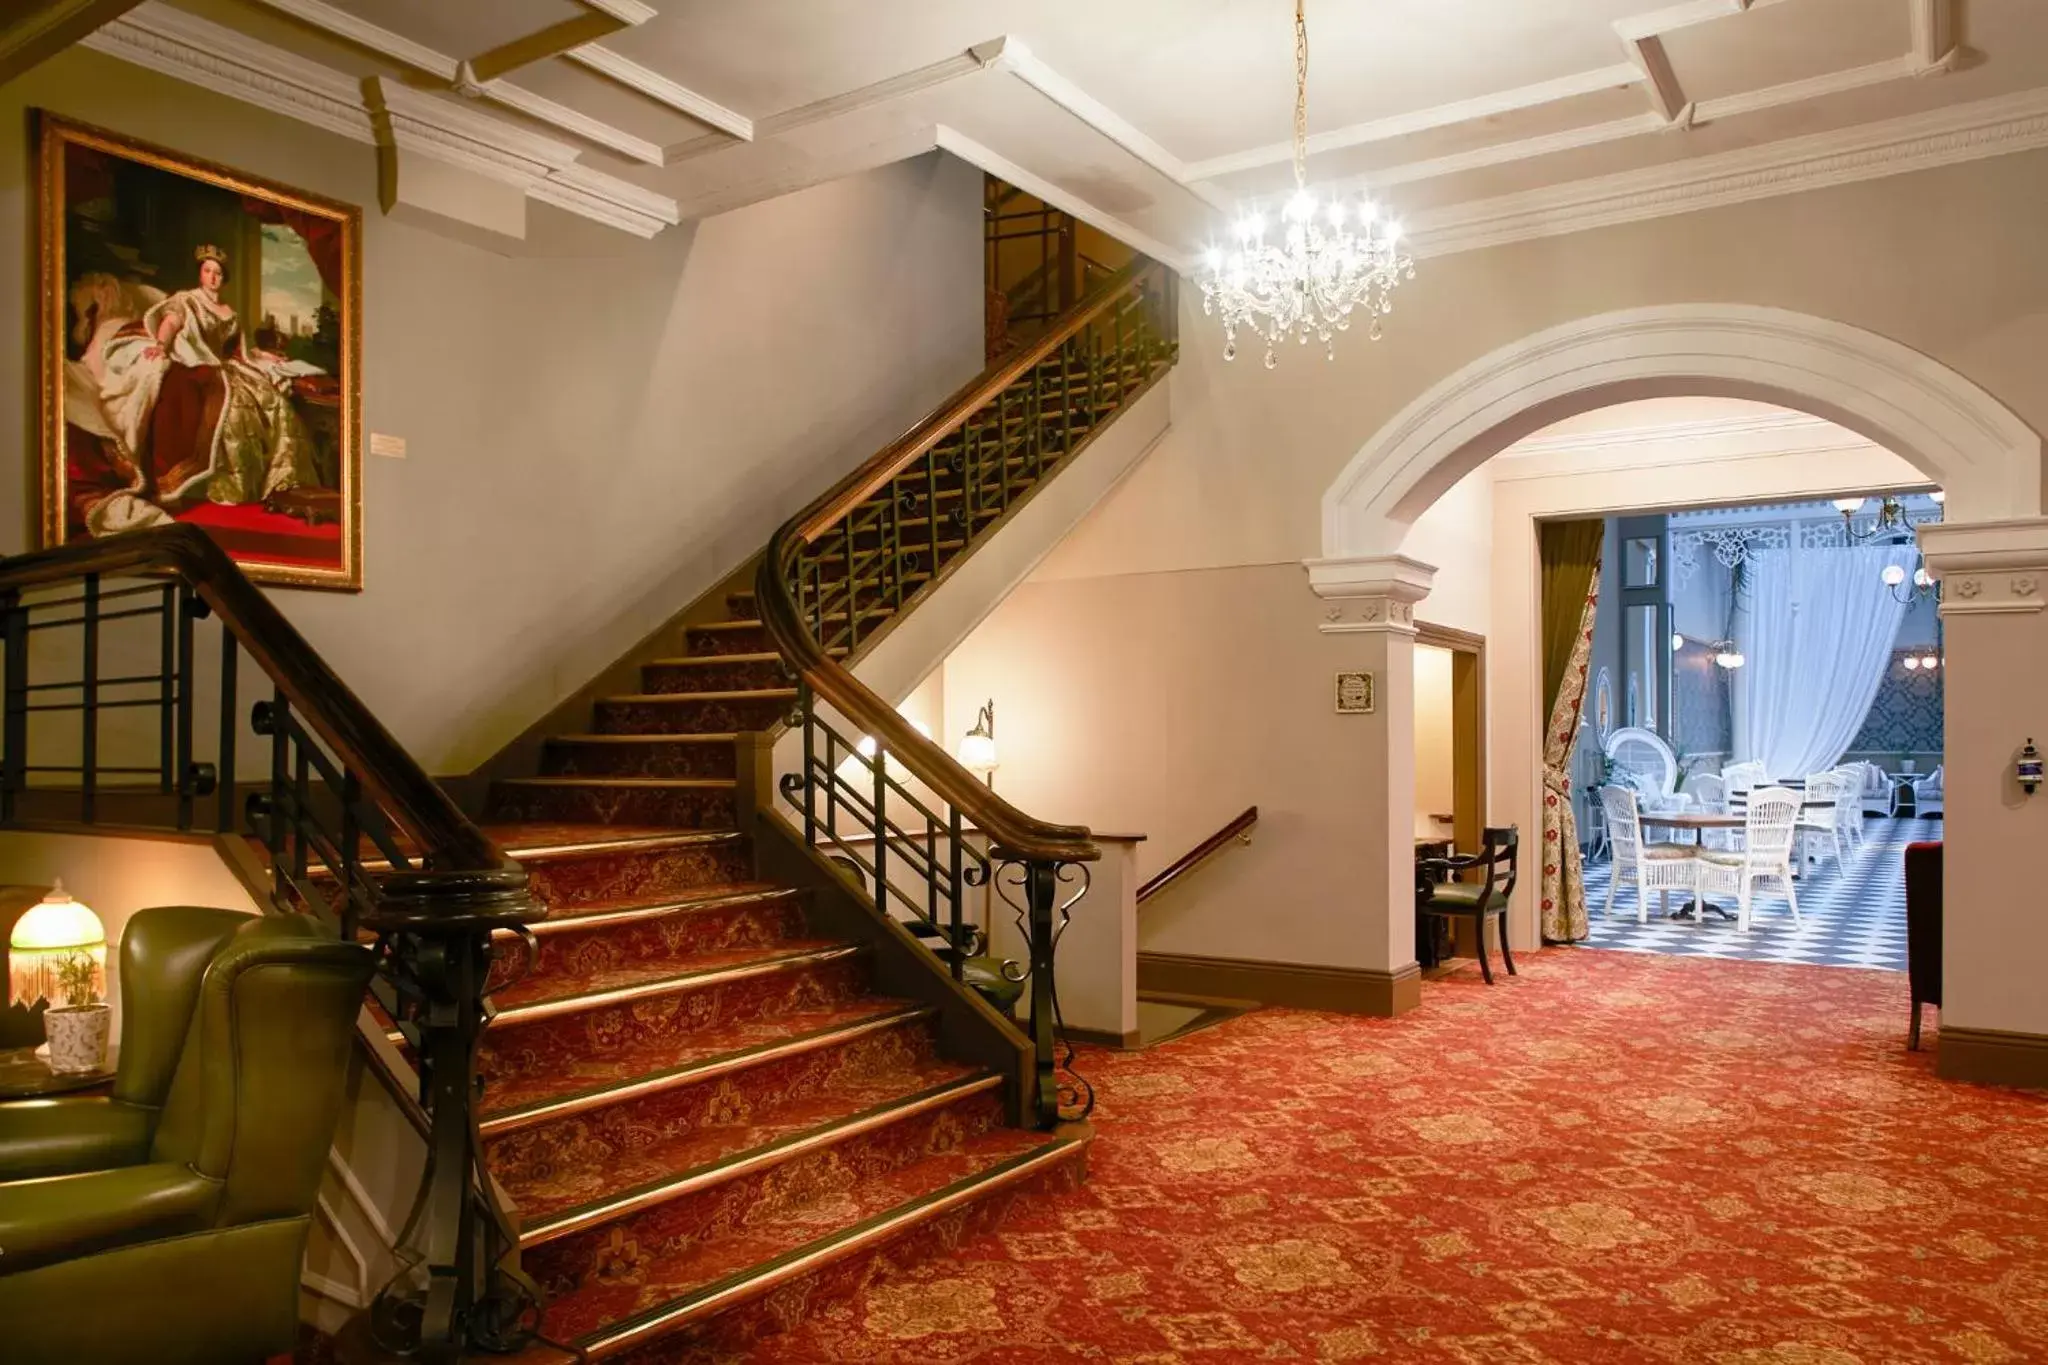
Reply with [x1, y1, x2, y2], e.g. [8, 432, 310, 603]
[0, 905, 376, 1365]
[1416, 826, 1519, 985]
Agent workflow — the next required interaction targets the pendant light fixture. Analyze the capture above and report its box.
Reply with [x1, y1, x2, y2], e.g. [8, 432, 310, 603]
[1199, 0, 1415, 367]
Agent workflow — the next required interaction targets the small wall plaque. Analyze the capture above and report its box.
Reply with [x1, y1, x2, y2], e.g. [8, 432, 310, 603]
[1335, 670, 1375, 714]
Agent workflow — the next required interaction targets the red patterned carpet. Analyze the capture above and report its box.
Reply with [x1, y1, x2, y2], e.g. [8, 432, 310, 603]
[695, 948, 2048, 1364]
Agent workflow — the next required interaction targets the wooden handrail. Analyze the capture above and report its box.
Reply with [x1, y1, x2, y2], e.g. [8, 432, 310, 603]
[0, 523, 508, 878]
[1137, 806, 1258, 905]
[762, 261, 1170, 865]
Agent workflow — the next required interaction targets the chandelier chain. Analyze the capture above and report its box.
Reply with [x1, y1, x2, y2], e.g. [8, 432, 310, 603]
[1293, 0, 1309, 191]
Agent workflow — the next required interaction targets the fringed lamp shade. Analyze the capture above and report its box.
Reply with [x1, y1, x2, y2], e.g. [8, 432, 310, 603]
[7, 883, 106, 1008]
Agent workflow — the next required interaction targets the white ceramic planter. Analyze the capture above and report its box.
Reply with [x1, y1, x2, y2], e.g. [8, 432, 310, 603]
[45, 1004, 111, 1073]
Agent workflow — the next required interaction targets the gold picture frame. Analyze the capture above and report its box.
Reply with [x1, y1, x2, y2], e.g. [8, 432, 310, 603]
[37, 112, 363, 590]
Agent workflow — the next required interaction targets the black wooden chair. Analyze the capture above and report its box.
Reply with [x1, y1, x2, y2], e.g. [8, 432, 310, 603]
[1417, 826, 1519, 985]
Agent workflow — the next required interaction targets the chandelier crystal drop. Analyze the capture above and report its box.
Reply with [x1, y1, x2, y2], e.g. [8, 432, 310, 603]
[1200, 0, 1414, 368]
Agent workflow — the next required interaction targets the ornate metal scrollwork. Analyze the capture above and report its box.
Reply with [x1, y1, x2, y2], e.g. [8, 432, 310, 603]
[992, 857, 1095, 1126]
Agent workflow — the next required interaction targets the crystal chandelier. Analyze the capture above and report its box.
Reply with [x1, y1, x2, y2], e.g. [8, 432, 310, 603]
[1200, 0, 1414, 367]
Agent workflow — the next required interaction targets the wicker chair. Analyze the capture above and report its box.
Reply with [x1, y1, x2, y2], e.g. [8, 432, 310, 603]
[1696, 787, 1802, 931]
[1599, 785, 1697, 923]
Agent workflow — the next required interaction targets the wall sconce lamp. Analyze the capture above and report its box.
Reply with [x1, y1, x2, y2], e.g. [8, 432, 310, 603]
[2019, 739, 2042, 796]
[958, 700, 999, 787]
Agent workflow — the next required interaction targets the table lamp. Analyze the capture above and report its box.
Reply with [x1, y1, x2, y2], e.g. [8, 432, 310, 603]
[9, 881, 106, 1012]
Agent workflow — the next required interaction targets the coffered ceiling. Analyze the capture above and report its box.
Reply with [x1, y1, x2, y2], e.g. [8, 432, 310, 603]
[68, 0, 2048, 258]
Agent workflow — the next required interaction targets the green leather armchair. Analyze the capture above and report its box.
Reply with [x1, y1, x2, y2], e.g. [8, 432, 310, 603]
[0, 905, 376, 1364]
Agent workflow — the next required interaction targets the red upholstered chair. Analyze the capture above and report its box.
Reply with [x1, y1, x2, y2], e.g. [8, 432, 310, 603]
[1903, 841, 1942, 1050]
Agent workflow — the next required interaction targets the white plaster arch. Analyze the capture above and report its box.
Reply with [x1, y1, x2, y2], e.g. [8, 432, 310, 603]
[1322, 305, 2042, 557]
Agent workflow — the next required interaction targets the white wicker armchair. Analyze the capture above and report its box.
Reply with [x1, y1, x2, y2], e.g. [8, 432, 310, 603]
[1599, 784, 1697, 923]
[1912, 765, 1944, 817]
[1696, 786, 1802, 931]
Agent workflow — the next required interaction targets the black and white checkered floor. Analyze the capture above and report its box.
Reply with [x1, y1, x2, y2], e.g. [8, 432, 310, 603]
[1578, 816, 1937, 972]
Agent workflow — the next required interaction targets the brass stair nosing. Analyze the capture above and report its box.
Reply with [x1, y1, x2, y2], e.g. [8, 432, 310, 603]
[576, 1135, 1084, 1359]
[477, 1003, 934, 1138]
[497, 828, 746, 862]
[599, 688, 799, 704]
[519, 1072, 1004, 1248]
[494, 776, 739, 790]
[483, 943, 863, 1029]
[503, 883, 801, 938]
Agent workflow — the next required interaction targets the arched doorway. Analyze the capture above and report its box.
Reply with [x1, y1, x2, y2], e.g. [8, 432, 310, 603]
[1319, 305, 2040, 967]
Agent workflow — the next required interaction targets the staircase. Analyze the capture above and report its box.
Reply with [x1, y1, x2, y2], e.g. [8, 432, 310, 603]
[464, 816, 1083, 1360]
[0, 259, 1173, 1362]
[468, 259, 1177, 1358]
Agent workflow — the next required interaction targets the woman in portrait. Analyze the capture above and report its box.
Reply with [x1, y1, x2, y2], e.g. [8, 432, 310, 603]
[71, 244, 315, 535]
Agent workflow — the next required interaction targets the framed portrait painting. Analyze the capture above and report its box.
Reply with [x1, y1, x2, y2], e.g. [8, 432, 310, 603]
[36, 113, 363, 590]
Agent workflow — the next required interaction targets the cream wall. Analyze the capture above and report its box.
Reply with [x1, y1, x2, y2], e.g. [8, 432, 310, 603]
[1, 49, 985, 773]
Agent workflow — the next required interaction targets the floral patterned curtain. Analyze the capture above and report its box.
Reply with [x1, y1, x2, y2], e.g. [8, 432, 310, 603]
[1539, 522, 1604, 943]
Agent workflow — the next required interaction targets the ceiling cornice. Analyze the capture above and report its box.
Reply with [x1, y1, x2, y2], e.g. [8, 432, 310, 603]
[1404, 85, 2048, 259]
[81, 2, 678, 238]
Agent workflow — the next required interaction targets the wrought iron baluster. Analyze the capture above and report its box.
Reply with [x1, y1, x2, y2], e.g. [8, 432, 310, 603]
[217, 634, 238, 834]
[158, 584, 175, 793]
[948, 807, 965, 982]
[260, 691, 290, 903]
[824, 727, 840, 837]
[293, 736, 312, 884]
[925, 448, 941, 586]
[175, 586, 196, 830]
[339, 770, 360, 943]
[799, 683, 817, 845]
[871, 742, 887, 910]
[80, 574, 100, 823]
[843, 516, 859, 649]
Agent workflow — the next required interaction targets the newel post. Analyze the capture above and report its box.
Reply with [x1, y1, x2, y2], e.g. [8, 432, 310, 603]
[358, 866, 542, 1361]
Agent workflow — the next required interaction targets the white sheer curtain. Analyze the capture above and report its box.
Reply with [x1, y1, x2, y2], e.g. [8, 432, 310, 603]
[1730, 544, 1915, 780]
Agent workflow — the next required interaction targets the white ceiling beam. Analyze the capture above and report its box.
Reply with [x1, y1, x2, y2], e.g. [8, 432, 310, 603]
[2, 0, 146, 85]
[470, 72, 664, 164]
[563, 44, 753, 140]
[1183, 63, 1643, 182]
[83, 4, 675, 237]
[1611, 0, 1796, 43]
[1621, 34, 1689, 124]
[996, 40, 1226, 209]
[1691, 55, 1918, 126]
[575, 0, 656, 24]
[245, 0, 670, 164]
[1346, 112, 1670, 192]
[934, 125, 1193, 273]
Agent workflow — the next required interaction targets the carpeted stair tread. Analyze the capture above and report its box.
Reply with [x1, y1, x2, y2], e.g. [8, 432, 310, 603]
[598, 689, 799, 704]
[478, 998, 933, 1129]
[507, 1063, 997, 1233]
[529, 1127, 1080, 1356]
[517, 881, 798, 930]
[488, 939, 859, 1015]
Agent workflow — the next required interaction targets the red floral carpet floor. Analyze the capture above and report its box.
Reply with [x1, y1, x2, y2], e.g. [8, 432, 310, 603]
[705, 948, 2048, 1364]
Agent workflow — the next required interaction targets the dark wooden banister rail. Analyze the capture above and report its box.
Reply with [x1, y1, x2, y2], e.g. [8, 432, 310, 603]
[1137, 806, 1258, 906]
[761, 260, 1170, 866]
[0, 524, 512, 884]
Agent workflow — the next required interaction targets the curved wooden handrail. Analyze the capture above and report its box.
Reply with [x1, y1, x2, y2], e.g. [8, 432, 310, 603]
[0, 523, 510, 880]
[761, 262, 1169, 866]
[1137, 806, 1258, 905]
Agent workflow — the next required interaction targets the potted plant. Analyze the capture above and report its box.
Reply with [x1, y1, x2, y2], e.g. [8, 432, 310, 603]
[44, 949, 110, 1074]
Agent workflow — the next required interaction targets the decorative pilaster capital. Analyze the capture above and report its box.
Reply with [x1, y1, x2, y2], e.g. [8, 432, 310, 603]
[1919, 517, 2048, 616]
[1303, 554, 1436, 635]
